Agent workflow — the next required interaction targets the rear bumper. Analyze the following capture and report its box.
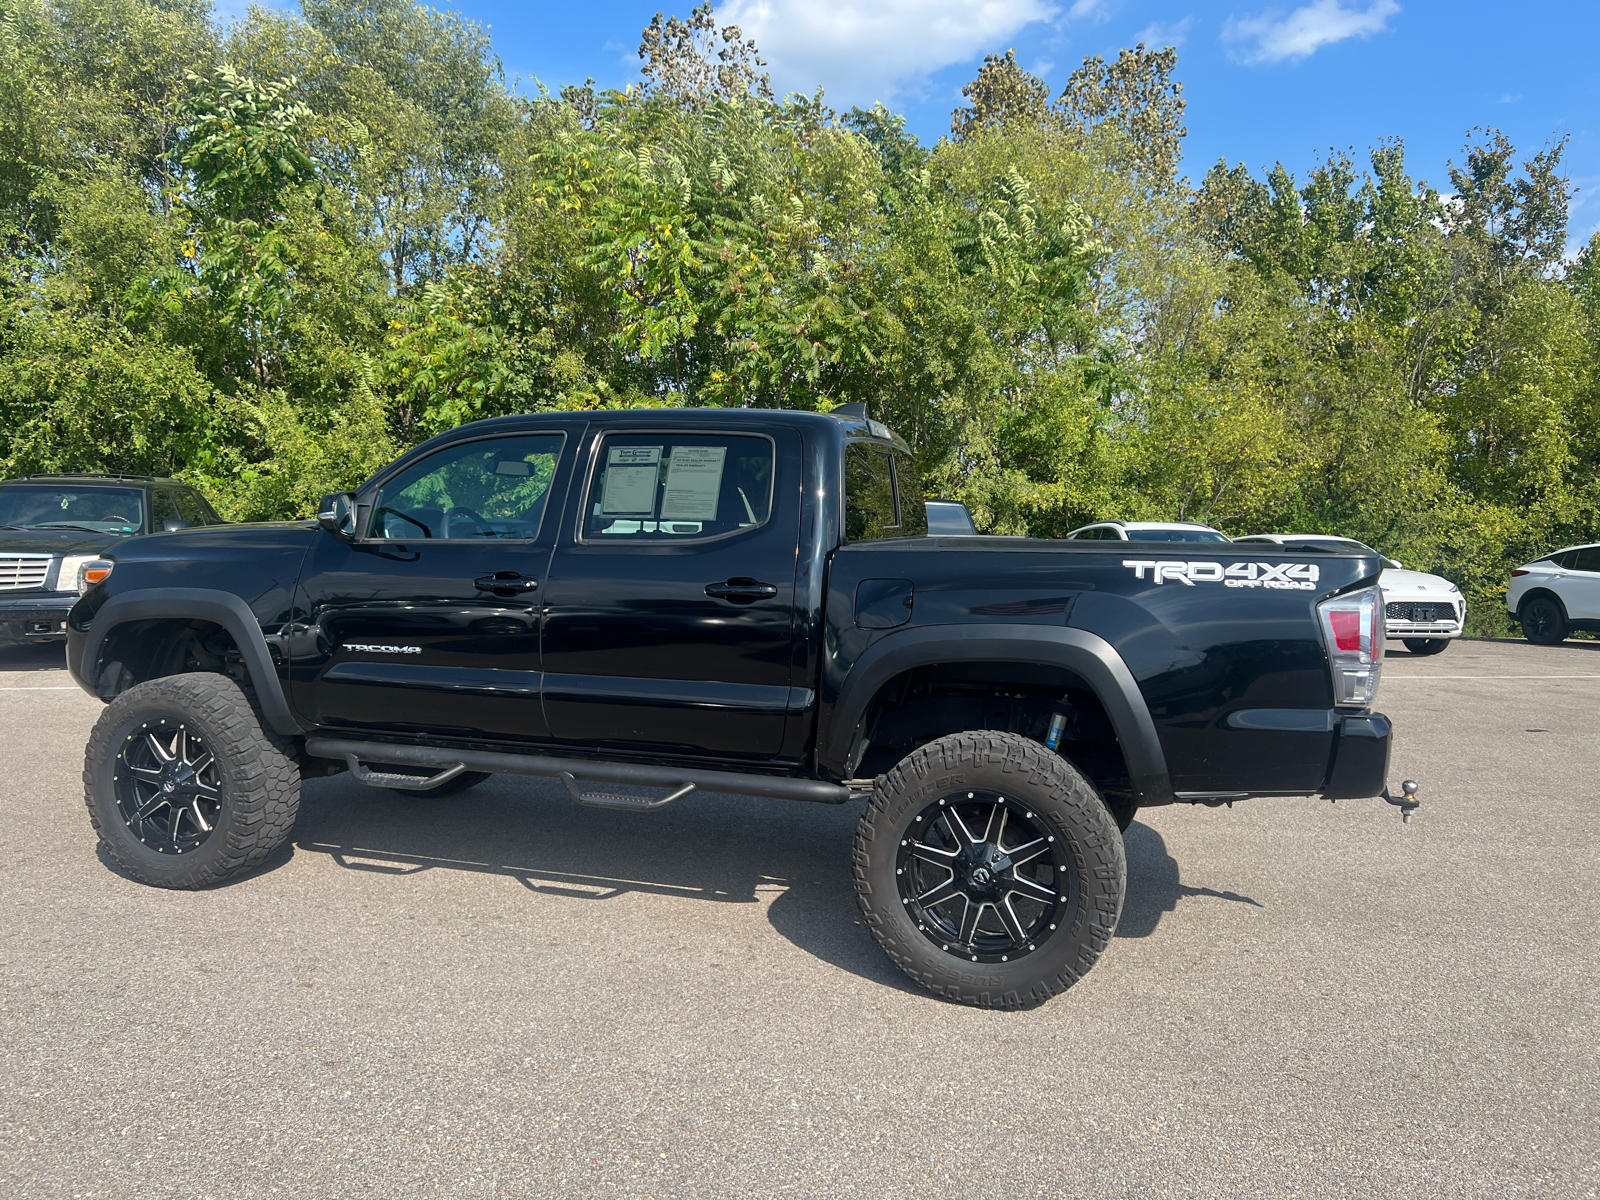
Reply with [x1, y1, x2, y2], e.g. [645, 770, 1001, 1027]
[0, 594, 75, 645]
[1321, 713, 1392, 799]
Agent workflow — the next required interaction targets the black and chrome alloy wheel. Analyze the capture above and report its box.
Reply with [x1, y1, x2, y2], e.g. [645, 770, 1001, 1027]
[897, 790, 1071, 964]
[113, 719, 222, 854]
[85, 674, 301, 889]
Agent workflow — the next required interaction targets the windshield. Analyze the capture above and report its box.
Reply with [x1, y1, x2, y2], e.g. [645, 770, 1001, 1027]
[1126, 528, 1230, 543]
[0, 485, 144, 535]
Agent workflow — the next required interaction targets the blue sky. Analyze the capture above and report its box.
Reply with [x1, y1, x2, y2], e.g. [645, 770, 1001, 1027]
[265, 0, 1600, 248]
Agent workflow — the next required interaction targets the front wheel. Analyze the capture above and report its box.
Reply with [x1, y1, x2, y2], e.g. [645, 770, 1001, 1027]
[83, 674, 301, 888]
[853, 731, 1125, 1009]
[1520, 598, 1568, 645]
[1402, 637, 1451, 656]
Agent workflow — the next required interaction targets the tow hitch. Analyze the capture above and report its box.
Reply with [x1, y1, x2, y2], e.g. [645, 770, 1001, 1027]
[1382, 779, 1420, 823]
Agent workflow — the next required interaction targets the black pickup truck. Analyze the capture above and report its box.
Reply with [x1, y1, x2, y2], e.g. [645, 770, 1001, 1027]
[66, 407, 1393, 1008]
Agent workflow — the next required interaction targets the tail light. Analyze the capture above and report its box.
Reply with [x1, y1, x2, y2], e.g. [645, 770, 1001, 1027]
[1510, 569, 1529, 577]
[1317, 585, 1383, 707]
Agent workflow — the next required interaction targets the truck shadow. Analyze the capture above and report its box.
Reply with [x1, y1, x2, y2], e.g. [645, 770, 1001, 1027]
[289, 777, 1257, 991]
[1119, 822, 1264, 938]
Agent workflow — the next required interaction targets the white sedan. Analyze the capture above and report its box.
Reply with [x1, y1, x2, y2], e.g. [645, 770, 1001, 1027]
[1232, 533, 1465, 655]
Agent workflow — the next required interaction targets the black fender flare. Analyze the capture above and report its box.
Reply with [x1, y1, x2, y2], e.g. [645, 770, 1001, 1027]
[75, 588, 304, 737]
[818, 623, 1173, 805]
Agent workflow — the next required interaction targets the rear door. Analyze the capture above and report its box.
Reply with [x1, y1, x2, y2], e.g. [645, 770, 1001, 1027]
[539, 426, 803, 760]
[291, 429, 573, 741]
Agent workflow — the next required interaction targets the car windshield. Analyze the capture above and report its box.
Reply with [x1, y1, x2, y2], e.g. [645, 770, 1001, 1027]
[0, 485, 144, 535]
[1291, 537, 1379, 555]
[1125, 528, 1230, 543]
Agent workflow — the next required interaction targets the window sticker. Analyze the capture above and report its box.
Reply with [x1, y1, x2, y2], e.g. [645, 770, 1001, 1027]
[659, 445, 727, 521]
[601, 445, 662, 514]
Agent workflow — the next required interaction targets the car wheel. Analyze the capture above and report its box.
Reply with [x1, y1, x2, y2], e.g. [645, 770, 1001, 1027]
[1402, 638, 1450, 655]
[83, 674, 301, 889]
[1519, 597, 1568, 645]
[853, 731, 1125, 1009]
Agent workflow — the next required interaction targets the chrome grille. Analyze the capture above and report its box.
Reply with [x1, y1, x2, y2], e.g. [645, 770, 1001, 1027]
[0, 554, 51, 591]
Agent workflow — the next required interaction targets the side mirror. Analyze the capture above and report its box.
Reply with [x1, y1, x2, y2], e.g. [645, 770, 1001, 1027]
[161, 519, 192, 533]
[318, 492, 357, 541]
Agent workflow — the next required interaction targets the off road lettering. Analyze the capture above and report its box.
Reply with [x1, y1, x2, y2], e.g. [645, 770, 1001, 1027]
[1123, 560, 1319, 590]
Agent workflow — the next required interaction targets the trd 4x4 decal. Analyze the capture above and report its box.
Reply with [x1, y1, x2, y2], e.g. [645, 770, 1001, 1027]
[1123, 560, 1320, 590]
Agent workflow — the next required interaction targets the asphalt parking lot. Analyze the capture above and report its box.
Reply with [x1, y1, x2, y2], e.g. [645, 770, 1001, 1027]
[1, 639, 1597, 1199]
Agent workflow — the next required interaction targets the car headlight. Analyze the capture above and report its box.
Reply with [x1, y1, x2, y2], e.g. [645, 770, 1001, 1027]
[55, 555, 114, 593]
[1448, 583, 1460, 593]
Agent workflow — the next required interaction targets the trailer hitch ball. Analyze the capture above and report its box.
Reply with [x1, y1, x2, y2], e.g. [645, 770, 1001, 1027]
[1384, 779, 1420, 823]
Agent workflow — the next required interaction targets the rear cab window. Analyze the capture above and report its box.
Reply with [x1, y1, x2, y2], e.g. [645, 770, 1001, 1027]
[582, 433, 774, 541]
[844, 442, 927, 542]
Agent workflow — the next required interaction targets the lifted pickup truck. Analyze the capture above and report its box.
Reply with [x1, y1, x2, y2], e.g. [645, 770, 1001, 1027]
[67, 407, 1393, 1008]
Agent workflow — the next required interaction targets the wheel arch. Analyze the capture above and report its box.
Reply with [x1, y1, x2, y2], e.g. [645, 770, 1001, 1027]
[78, 589, 302, 737]
[1516, 588, 1569, 619]
[818, 624, 1173, 806]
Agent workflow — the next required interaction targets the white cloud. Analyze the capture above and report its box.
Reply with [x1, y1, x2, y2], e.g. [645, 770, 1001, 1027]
[718, 0, 1060, 105]
[1066, 0, 1110, 19]
[1222, 0, 1398, 65]
[1133, 15, 1193, 47]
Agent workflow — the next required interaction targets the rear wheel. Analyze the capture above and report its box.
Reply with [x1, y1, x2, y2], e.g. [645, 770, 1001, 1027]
[83, 674, 300, 888]
[1520, 597, 1568, 645]
[853, 731, 1125, 1009]
[1402, 637, 1450, 655]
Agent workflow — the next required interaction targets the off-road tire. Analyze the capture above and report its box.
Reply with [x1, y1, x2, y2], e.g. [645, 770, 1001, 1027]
[84, 673, 301, 889]
[854, 731, 1125, 1009]
[380, 769, 493, 798]
[1402, 637, 1450, 656]
[1520, 597, 1568, 645]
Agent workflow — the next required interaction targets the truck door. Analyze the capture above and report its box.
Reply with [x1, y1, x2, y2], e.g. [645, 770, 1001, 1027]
[291, 430, 573, 741]
[539, 427, 802, 759]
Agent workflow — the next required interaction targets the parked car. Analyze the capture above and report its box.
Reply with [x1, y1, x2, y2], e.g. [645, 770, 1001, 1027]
[1064, 520, 1230, 543]
[1232, 534, 1464, 655]
[0, 474, 222, 647]
[925, 499, 977, 535]
[1506, 543, 1600, 644]
[66, 408, 1393, 1009]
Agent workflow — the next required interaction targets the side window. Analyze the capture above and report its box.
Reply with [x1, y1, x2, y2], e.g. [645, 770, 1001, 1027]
[582, 432, 773, 541]
[844, 443, 898, 541]
[151, 490, 181, 529]
[169, 489, 209, 526]
[891, 450, 928, 537]
[371, 434, 565, 540]
[1571, 547, 1600, 572]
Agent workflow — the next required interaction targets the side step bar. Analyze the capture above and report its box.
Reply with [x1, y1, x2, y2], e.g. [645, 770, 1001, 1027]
[305, 737, 854, 807]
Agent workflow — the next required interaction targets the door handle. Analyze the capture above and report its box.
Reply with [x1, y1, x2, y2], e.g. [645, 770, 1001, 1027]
[474, 573, 538, 595]
[705, 578, 780, 602]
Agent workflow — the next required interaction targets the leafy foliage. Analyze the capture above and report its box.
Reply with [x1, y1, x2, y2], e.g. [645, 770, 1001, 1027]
[0, 0, 1595, 634]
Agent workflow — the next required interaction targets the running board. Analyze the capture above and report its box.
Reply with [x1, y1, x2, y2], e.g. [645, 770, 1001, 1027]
[306, 738, 853, 807]
[344, 755, 468, 791]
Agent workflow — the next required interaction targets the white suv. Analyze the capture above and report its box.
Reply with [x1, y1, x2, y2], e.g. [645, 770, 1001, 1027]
[1507, 544, 1600, 645]
[1065, 520, 1230, 543]
[1232, 534, 1465, 655]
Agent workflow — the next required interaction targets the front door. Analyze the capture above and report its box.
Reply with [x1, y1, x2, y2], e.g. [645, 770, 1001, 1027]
[291, 430, 572, 741]
[1563, 546, 1600, 619]
[540, 426, 802, 760]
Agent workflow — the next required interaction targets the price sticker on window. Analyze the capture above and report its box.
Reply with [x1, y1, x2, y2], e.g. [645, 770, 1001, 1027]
[600, 445, 662, 515]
